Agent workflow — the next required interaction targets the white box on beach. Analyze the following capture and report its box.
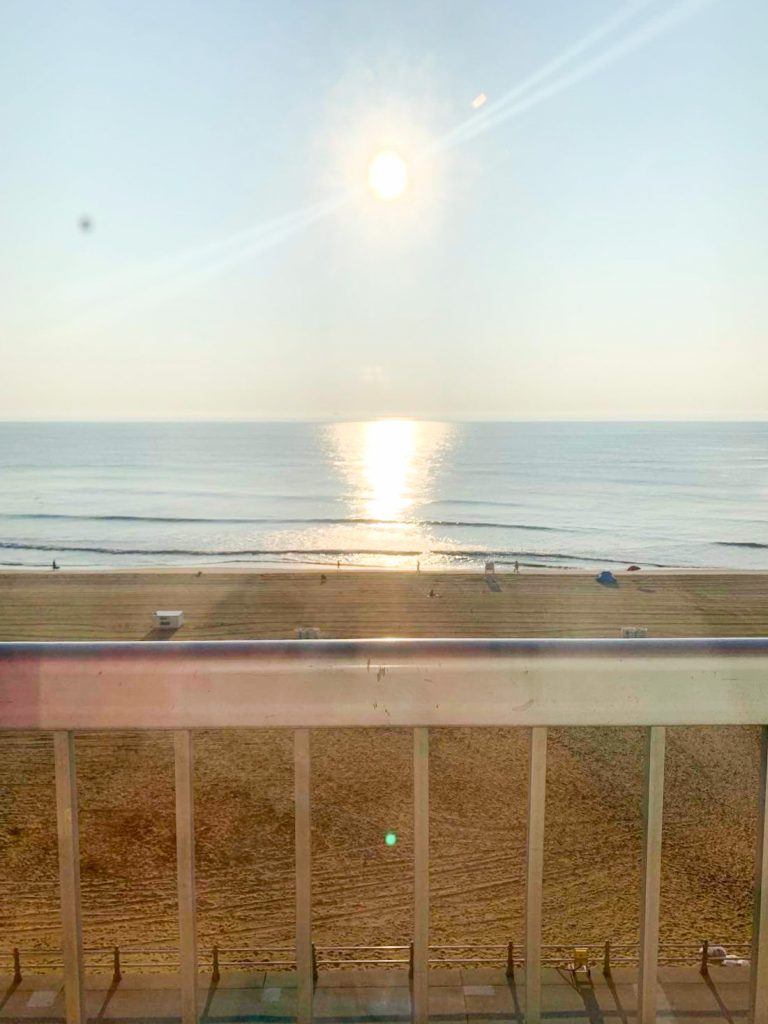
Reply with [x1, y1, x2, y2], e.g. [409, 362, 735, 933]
[621, 626, 648, 638]
[156, 610, 184, 629]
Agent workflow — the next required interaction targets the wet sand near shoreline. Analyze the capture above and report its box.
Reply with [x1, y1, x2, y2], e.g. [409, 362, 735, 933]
[0, 570, 766, 960]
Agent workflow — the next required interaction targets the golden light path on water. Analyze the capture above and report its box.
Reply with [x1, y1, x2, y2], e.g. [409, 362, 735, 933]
[360, 419, 419, 520]
[322, 419, 457, 567]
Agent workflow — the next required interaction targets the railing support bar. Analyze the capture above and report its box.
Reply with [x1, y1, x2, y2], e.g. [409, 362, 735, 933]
[699, 940, 708, 977]
[525, 726, 547, 1024]
[639, 726, 665, 1024]
[751, 725, 768, 1024]
[12, 947, 22, 985]
[174, 730, 198, 1024]
[295, 729, 313, 1024]
[413, 727, 429, 1024]
[54, 731, 85, 1024]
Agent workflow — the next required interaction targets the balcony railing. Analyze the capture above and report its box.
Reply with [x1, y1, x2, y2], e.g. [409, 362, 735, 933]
[0, 937, 753, 979]
[1, 637, 768, 1024]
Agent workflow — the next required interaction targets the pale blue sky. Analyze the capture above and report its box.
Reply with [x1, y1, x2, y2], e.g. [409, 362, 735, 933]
[1, 0, 766, 420]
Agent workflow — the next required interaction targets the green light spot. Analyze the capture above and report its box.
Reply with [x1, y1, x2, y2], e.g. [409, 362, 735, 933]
[384, 831, 397, 847]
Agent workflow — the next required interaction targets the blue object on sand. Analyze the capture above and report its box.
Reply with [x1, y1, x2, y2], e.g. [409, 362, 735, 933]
[596, 570, 617, 586]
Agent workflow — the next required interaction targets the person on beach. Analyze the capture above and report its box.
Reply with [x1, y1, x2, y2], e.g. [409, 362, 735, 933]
[52, 559, 59, 571]
[514, 560, 519, 573]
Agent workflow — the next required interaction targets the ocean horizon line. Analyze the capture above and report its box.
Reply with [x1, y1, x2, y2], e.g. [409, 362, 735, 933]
[2, 416, 768, 425]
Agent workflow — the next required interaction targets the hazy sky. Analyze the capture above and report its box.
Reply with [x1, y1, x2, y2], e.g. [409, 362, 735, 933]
[1, 0, 766, 420]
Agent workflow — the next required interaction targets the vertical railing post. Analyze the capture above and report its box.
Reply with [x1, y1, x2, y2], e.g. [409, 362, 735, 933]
[506, 941, 515, 978]
[751, 725, 768, 1024]
[294, 729, 313, 1024]
[639, 726, 665, 1024]
[525, 727, 547, 1024]
[699, 940, 708, 977]
[602, 940, 611, 976]
[112, 946, 121, 984]
[54, 731, 85, 1024]
[212, 945, 220, 984]
[174, 730, 198, 1024]
[12, 947, 22, 985]
[413, 727, 429, 1024]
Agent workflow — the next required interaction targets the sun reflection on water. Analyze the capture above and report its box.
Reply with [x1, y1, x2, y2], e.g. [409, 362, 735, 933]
[233, 419, 459, 569]
[316, 419, 457, 565]
[361, 418, 418, 520]
[328, 419, 454, 527]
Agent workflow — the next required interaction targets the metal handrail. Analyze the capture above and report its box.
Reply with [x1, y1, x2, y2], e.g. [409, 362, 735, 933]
[431, 943, 507, 949]
[206, 946, 295, 953]
[317, 944, 410, 950]
[321, 958, 408, 962]
[4, 636, 768, 731]
[3, 937, 750, 977]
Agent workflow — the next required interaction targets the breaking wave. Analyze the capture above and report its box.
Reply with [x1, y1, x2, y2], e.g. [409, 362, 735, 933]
[0, 539, 666, 566]
[715, 541, 768, 550]
[0, 512, 571, 532]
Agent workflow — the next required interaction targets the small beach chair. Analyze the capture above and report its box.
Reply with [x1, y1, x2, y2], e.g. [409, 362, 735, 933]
[569, 946, 591, 981]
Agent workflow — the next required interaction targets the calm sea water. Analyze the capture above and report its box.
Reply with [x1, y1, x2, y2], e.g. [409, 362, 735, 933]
[0, 421, 766, 571]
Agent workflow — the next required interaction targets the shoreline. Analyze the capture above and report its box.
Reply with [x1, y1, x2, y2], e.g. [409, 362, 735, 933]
[2, 562, 766, 575]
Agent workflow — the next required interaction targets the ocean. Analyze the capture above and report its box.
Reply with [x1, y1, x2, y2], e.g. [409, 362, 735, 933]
[0, 420, 766, 571]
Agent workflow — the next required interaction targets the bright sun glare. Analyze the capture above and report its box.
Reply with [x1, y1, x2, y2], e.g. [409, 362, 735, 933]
[362, 419, 416, 520]
[367, 150, 409, 201]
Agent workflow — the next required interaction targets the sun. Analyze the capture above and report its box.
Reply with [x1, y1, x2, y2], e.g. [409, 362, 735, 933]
[367, 150, 409, 201]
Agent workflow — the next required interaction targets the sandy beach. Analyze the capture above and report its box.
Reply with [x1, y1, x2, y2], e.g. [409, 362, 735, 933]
[0, 569, 766, 960]
[1, 566, 767, 640]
